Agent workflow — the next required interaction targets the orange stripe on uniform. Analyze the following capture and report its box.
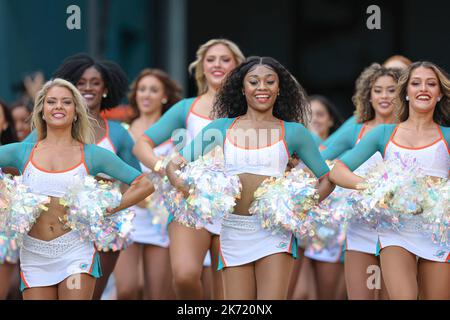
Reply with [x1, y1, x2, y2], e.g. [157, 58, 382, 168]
[218, 242, 227, 268]
[89, 251, 97, 273]
[288, 236, 294, 253]
[20, 271, 30, 288]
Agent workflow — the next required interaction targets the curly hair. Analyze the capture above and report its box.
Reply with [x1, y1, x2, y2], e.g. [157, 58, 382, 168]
[213, 56, 310, 124]
[396, 61, 450, 126]
[53, 53, 128, 110]
[352, 63, 401, 123]
[188, 39, 245, 96]
[128, 68, 182, 121]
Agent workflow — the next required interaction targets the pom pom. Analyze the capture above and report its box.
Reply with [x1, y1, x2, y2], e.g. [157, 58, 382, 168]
[249, 167, 320, 235]
[0, 233, 19, 264]
[299, 186, 350, 253]
[0, 170, 50, 253]
[145, 172, 172, 234]
[170, 148, 241, 229]
[59, 175, 135, 251]
[347, 152, 434, 230]
[420, 179, 449, 246]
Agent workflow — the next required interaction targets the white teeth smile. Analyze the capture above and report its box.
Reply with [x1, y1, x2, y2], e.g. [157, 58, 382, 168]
[83, 94, 94, 99]
[52, 113, 65, 119]
[255, 95, 270, 98]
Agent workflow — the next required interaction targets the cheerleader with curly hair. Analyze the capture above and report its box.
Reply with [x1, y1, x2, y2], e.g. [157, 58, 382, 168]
[320, 64, 401, 299]
[166, 57, 334, 299]
[330, 61, 450, 299]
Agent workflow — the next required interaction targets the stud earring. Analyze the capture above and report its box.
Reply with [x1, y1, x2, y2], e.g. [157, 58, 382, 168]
[406, 96, 409, 101]
[161, 98, 168, 104]
[103, 93, 107, 98]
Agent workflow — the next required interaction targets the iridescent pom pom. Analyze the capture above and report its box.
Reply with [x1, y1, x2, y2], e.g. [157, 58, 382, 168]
[170, 149, 242, 229]
[145, 172, 172, 234]
[60, 175, 135, 251]
[420, 179, 449, 246]
[0, 170, 50, 252]
[299, 186, 350, 253]
[0, 233, 19, 264]
[348, 152, 434, 230]
[249, 167, 320, 235]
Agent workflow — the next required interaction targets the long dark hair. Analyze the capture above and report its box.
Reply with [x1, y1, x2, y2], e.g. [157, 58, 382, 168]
[53, 53, 128, 110]
[213, 56, 310, 124]
[309, 94, 344, 135]
[0, 99, 18, 145]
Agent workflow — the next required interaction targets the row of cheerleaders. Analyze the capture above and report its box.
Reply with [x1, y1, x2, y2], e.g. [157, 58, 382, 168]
[0, 41, 449, 300]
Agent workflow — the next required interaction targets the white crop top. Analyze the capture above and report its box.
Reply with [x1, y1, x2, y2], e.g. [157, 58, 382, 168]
[384, 139, 449, 179]
[224, 134, 289, 178]
[22, 146, 89, 198]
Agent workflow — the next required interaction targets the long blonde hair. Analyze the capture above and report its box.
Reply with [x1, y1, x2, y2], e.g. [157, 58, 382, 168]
[396, 61, 450, 126]
[32, 78, 95, 144]
[188, 39, 245, 96]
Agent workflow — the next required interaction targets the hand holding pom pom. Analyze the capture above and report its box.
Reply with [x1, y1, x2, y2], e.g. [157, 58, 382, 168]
[347, 152, 438, 230]
[0, 170, 50, 252]
[168, 147, 242, 229]
[249, 167, 320, 235]
[59, 175, 135, 251]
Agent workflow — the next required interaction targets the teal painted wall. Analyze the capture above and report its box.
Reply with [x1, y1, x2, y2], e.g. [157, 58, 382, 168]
[0, 0, 154, 102]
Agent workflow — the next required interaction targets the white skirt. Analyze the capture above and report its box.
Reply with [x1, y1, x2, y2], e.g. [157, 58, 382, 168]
[377, 216, 450, 263]
[20, 230, 101, 291]
[304, 244, 344, 263]
[131, 206, 169, 248]
[218, 213, 297, 270]
[346, 221, 379, 255]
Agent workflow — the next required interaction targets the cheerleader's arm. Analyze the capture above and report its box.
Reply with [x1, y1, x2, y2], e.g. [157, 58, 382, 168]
[134, 99, 189, 171]
[285, 122, 334, 201]
[86, 145, 154, 213]
[330, 125, 389, 189]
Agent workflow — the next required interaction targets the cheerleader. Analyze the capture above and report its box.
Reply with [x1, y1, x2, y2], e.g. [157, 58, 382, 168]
[330, 61, 450, 300]
[113, 68, 182, 299]
[321, 64, 400, 299]
[26, 54, 142, 299]
[0, 79, 153, 299]
[133, 39, 245, 300]
[166, 57, 334, 299]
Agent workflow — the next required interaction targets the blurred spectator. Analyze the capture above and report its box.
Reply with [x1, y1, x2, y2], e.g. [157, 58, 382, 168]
[10, 101, 32, 141]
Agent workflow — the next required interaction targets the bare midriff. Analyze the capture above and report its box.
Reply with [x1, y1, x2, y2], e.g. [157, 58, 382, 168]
[233, 173, 271, 216]
[28, 197, 70, 241]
